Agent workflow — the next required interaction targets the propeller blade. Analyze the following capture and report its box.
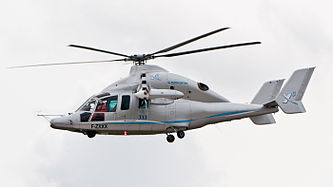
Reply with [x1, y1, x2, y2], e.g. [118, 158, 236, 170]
[151, 27, 230, 55]
[154, 41, 261, 58]
[8, 59, 127, 69]
[69, 44, 130, 58]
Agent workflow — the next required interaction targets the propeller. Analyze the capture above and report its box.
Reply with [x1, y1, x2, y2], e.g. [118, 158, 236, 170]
[135, 73, 150, 100]
[8, 27, 261, 68]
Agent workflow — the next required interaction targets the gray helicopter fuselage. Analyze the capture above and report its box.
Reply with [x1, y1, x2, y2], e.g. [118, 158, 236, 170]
[50, 64, 278, 135]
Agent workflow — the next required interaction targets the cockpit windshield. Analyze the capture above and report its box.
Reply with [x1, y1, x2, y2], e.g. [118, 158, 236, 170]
[77, 96, 97, 112]
[76, 95, 118, 112]
[80, 99, 96, 112]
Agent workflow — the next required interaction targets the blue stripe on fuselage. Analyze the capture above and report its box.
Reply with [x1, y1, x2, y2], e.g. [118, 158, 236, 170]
[204, 110, 251, 119]
[102, 110, 254, 125]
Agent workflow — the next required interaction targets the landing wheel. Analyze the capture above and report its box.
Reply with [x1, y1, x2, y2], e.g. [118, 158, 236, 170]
[166, 134, 175, 143]
[177, 130, 185, 139]
[86, 131, 96, 138]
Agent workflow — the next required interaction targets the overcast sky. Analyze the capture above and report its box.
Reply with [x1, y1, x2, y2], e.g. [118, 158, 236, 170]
[0, 0, 332, 186]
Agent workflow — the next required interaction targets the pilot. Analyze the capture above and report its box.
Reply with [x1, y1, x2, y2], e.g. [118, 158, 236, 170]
[95, 102, 106, 112]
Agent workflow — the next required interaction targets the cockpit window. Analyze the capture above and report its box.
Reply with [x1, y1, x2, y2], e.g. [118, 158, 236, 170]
[91, 96, 117, 121]
[95, 95, 118, 112]
[198, 82, 209, 91]
[80, 112, 91, 122]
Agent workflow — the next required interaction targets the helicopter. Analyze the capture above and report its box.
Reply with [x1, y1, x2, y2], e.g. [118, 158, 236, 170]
[10, 27, 315, 143]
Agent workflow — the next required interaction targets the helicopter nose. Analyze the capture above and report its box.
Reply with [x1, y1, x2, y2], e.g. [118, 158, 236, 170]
[50, 117, 71, 129]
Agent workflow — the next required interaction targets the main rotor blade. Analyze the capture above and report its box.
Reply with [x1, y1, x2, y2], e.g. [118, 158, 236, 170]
[8, 59, 127, 69]
[154, 41, 261, 58]
[69, 44, 130, 58]
[151, 27, 230, 55]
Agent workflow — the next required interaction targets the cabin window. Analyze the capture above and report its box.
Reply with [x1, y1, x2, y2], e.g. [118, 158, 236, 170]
[108, 96, 118, 112]
[198, 82, 209, 91]
[121, 95, 130, 110]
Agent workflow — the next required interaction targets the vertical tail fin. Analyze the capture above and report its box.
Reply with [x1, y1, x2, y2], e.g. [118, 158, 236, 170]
[251, 79, 285, 104]
[250, 79, 284, 125]
[276, 67, 315, 114]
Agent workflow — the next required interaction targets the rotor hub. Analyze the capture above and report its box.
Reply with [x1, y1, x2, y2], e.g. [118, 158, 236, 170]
[128, 54, 154, 65]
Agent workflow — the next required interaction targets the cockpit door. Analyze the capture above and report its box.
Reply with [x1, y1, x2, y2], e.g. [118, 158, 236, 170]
[104, 95, 118, 121]
[91, 95, 118, 121]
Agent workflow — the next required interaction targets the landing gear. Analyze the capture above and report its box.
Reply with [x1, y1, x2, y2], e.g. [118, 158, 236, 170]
[177, 130, 185, 139]
[166, 134, 175, 143]
[165, 128, 186, 143]
[166, 130, 185, 143]
[86, 131, 96, 138]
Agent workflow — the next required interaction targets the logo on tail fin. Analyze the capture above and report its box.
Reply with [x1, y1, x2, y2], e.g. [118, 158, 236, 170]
[282, 91, 298, 105]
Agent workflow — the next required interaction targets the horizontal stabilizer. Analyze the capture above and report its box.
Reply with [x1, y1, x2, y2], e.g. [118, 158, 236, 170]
[250, 114, 276, 125]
